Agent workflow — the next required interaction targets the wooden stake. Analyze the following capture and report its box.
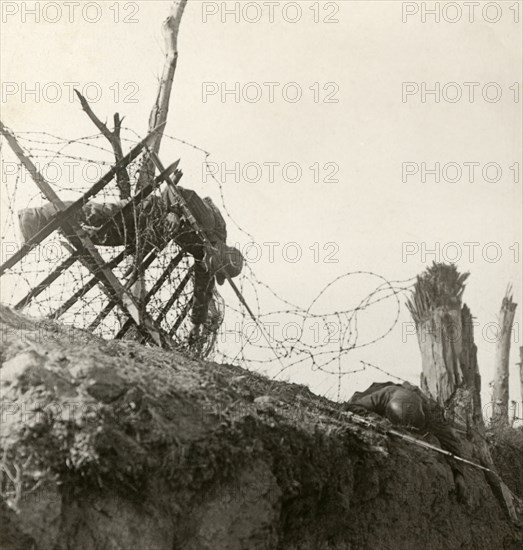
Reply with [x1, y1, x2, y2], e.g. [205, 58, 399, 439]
[0, 122, 167, 347]
[0, 121, 164, 276]
[115, 263, 192, 339]
[491, 286, 517, 428]
[74, 89, 131, 199]
[87, 246, 164, 331]
[14, 255, 77, 309]
[49, 250, 127, 320]
[137, 0, 188, 188]
[10, 148, 177, 314]
[133, 0, 188, 306]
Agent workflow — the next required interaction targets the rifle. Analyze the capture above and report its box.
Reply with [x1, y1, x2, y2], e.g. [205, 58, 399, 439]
[147, 151, 280, 357]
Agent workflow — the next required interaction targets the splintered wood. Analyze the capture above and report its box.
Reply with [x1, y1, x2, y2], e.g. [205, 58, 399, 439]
[0, 121, 190, 349]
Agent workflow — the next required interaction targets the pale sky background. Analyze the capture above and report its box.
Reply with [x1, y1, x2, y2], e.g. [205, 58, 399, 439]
[0, 1, 522, 417]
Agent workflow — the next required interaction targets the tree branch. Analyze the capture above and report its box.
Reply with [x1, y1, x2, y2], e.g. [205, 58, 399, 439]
[74, 89, 131, 199]
[131, 0, 188, 309]
[137, 0, 188, 190]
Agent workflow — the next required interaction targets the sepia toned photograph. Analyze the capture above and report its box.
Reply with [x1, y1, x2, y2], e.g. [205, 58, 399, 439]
[0, 1, 522, 548]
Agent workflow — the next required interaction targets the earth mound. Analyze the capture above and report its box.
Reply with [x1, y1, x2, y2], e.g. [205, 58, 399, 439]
[1, 305, 521, 549]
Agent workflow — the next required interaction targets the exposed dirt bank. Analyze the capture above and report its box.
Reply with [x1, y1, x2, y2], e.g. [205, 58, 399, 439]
[1, 305, 521, 549]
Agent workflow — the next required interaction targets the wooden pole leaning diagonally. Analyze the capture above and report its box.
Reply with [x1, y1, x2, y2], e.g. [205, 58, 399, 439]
[148, 150, 286, 367]
[0, 121, 165, 277]
[49, 249, 128, 320]
[74, 89, 131, 199]
[137, 0, 188, 190]
[148, 151, 258, 326]
[87, 247, 162, 331]
[14, 159, 180, 314]
[132, 0, 188, 307]
[0, 122, 168, 347]
[89, 246, 184, 331]
[14, 254, 77, 309]
[115, 260, 192, 340]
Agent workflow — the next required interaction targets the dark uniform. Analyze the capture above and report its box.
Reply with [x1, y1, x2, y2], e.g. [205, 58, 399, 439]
[18, 186, 240, 328]
[344, 382, 466, 500]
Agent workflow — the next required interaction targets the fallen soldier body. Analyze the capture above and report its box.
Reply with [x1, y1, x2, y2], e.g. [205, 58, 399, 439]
[18, 183, 244, 344]
[343, 381, 467, 501]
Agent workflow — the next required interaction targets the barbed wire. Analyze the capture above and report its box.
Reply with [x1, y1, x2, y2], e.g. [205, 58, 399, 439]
[1, 127, 417, 400]
[159, 131, 421, 397]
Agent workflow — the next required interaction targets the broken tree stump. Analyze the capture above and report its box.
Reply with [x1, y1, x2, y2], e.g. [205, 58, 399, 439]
[406, 263, 482, 429]
[491, 287, 518, 428]
[407, 263, 519, 521]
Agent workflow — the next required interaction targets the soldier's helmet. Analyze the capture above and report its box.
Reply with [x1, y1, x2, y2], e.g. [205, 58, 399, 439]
[386, 391, 426, 430]
[214, 245, 244, 286]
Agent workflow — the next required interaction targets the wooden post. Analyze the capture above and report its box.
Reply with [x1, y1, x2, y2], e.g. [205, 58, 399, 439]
[169, 301, 191, 337]
[14, 255, 77, 309]
[133, 0, 188, 306]
[509, 401, 517, 428]
[406, 263, 482, 429]
[491, 287, 517, 428]
[155, 268, 193, 325]
[0, 120, 162, 276]
[137, 0, 188, 188]
[407, 263, 519, 521]
[49, 250, 127, 320]
[115, 263, 193, 339]
[0, 122, 167, 347]
[74, 90, 130, 199]
[89, 247, 183, 331]
[13, 156, 178, 315]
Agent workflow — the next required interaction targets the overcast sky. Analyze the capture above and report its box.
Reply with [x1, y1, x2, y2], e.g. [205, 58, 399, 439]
[1, 1, 522, 415]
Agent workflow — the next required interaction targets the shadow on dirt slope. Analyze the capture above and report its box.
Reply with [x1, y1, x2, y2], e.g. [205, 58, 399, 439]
[1, 304, 522, 550]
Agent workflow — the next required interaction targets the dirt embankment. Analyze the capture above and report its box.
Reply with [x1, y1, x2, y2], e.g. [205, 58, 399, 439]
[1, 305, 522, 550]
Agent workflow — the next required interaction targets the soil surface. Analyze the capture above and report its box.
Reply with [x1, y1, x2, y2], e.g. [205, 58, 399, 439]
[1, 304, 522, 549]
